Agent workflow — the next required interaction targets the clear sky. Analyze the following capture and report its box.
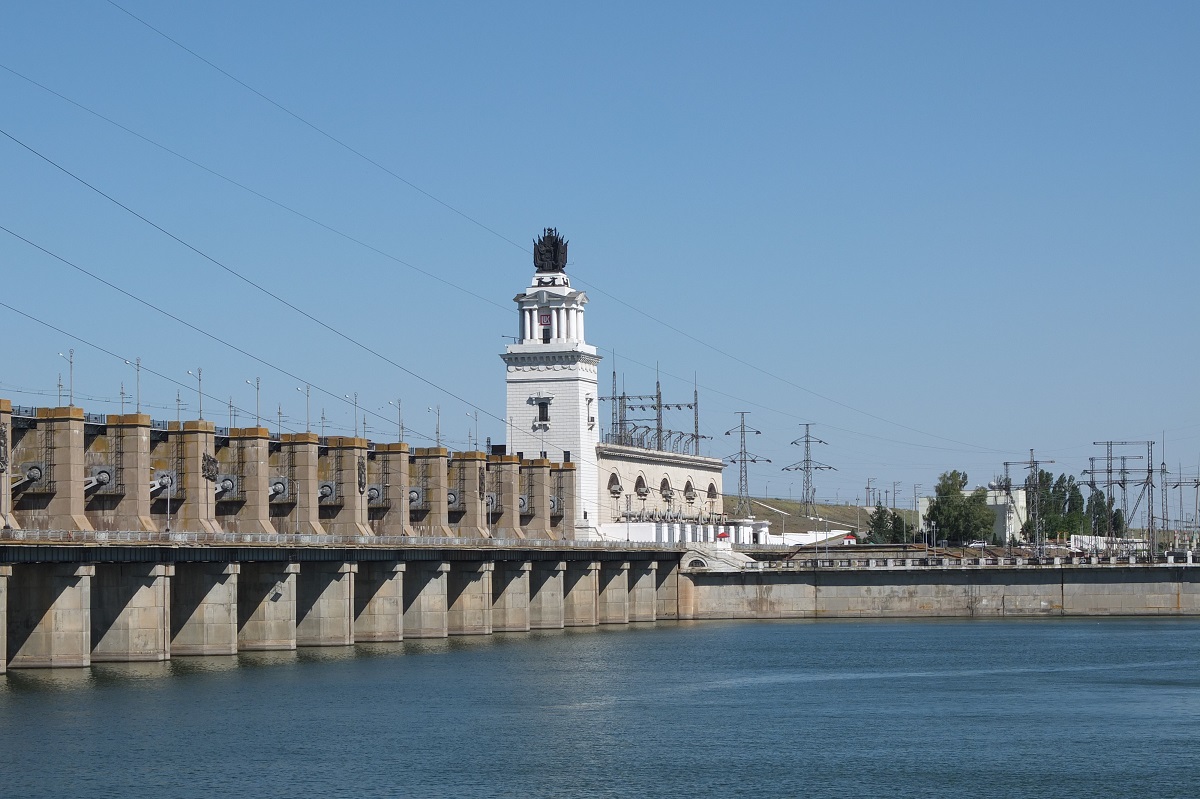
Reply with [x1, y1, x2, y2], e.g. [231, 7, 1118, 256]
[2, 1, 1197, 521]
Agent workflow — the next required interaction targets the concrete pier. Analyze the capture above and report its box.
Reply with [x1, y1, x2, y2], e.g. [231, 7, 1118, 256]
[529, 560, 565, 629]
[296, 561, 356, 646]
[237, 562, 299, 650]
[91, 563, 172, 662]
[563, 560, 600, 627]
[0, 400, 16, 529]
[410, 448, 451, 536]
[176, 421, 221, 535]
[0, 565, 9, 673]
[7, 563, 94, 668]
[450, 452, 490, 538]
[171, 562, 239, 656]
[522, 459, 553, 539]
[598, 560, 630, 624]
[217, 427, 276, 535]
[491, 561, 531, 632]
[403, 560, 449, 638]
[273, 434, 325, 535]
[655, 559, 680, 620]
[550, 463, 577, 539]
[447, 562, 493, 635]
[366, 444, 410, 537]
[12, 407, 93, 532]
[318, 438, 372, 537]
[629, 560, 658, 622]
[92, 413, 156, 532]
[353, 561, 404, 642]
[486, 455, 523, 539]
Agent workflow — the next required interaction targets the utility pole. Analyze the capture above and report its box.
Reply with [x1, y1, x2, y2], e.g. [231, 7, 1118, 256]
[783, 423, 834, 516]
[724, 412, 770, 519]
[1004, 449, 1053, 555]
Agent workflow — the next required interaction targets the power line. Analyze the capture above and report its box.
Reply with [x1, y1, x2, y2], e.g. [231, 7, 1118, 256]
[99, 2, 1006, 454]
[0, 126, 499, 429]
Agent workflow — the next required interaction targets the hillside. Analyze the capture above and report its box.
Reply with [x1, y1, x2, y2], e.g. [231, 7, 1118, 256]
[721, 496, 918, 535]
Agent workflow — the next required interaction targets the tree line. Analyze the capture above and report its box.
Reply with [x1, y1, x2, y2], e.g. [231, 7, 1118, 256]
[862, 469, 1127, 546]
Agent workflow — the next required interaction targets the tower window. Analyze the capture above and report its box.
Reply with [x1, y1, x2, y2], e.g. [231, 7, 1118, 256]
[542, 328, 551, 344]
[537, 401, 550, 422]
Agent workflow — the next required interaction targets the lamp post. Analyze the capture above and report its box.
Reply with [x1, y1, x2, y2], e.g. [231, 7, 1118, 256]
[297, 385, 311, 432]
[466, 411, 479, 451]
[388, 399, 404, 443]
[124, 357, 142, 413]
[246, 378, 260, 427]
[428, 405, 441, 447]
[57, 349, 74, 407]
[186, 368, 202, 419]
[344, 392, 358, 437]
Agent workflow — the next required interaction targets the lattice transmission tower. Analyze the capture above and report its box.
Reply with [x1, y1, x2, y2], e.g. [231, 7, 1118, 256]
[782, 423, 835, 516]
[724, 412, 769, 518]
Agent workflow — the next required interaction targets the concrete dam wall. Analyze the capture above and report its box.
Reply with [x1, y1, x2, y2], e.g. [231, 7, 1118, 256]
[679, 562, 1200, 619]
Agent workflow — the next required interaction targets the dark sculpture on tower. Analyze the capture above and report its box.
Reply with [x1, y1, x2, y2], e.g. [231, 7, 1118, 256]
[533, 228, 568, 273]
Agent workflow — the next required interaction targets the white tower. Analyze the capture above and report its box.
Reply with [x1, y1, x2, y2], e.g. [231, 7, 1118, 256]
[502, 228, 601, 539]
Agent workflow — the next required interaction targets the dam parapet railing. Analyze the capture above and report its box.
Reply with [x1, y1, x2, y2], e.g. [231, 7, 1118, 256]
[744, 554, 1198, 570]
[0, 527, 677, 551]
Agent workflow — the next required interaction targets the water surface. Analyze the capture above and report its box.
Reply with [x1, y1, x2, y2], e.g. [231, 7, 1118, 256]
[2, 618, 1197, 798]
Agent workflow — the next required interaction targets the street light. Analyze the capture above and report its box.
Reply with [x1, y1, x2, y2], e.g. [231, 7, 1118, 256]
[297, 385, 311, 432]
[466, 410, 479, 450]
[186, 368, 202, 419]
[388, 399, 404, 442]
[246, 378, 260, 427]
[427, 405, 441, 447]
[57, 349, 74, 407]
[344, 392, 358, 437]
[124, 357, 141, 413]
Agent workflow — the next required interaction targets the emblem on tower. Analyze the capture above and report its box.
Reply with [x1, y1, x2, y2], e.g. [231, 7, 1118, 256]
[533, 228, 568, 273]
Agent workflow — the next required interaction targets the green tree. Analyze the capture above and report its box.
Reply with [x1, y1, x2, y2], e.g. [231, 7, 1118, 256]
[1085, 489, 1125, 537]
[868, 503, 892, 543]
[925, 471, 995, 545]
[890, 510, 907, 544]
[1025, 470, 1087, 541]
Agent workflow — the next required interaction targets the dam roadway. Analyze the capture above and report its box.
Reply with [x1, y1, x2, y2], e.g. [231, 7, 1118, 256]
[2, 530, 1200, 671]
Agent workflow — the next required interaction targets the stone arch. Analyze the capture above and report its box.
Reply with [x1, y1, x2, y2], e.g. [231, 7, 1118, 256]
[634, 474, 649, 498]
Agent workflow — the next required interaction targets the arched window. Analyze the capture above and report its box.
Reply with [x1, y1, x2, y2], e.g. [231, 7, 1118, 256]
[684, 480, 696, 503]
[660, 477, 673, 501]
[635, 475, 649, 498]
[707, 482, 719, 500]
[607, 473, 622, 497]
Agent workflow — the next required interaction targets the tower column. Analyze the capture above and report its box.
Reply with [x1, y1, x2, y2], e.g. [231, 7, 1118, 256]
[549, 307, 559, 341]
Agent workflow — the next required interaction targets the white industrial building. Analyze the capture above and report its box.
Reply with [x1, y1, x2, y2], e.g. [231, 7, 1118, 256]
[502, 229, 726, 542]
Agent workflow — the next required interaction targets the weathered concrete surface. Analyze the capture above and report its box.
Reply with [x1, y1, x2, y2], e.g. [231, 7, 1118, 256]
[0, 565, 9, 673]
[629, 560, 658, 622]
[296, 562, 356, 646]
[7, 564, 94, 668]
[448, 562, 493, 635]
[354, 561, 404, 642]
[403, 561, 449, 638]
[91, 563, 172, 662]
[564, 560, 599, 627]
[237, 562, 298, 650]
[680, 565, 1200, 619]
[655, 559, 679, 620]
[171, 562, 238, 656]
[529, 560, 565, 629]
[492, 561, 531, 632]
[598, 561, 629, 624]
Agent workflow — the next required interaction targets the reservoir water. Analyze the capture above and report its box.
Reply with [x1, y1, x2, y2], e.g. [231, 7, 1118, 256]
[2, 618, 1198, 798]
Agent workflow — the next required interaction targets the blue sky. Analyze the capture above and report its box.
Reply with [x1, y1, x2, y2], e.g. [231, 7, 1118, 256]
[2, 1, 1197, 519]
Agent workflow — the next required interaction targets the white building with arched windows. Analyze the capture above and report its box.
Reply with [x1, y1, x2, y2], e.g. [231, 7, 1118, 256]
[502, 229, 726, 543]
